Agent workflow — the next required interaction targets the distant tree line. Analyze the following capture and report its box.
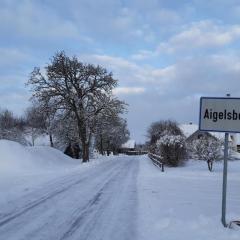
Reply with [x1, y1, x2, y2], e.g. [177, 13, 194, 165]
[0, 52, 130, 162]
[0, 109, 27, 145]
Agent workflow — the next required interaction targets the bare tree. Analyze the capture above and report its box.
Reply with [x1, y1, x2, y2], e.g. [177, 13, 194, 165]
[36, 99, 58, 147]
[189, 136, 222, 171]
[27, 51, 126, 162]
[25, 104, 46, 146]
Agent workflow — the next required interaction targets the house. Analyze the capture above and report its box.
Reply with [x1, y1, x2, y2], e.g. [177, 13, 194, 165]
[119, 139, 136, 154]
[179, 123, 238, 151]
[233, 134, 240, 152]
[186, 130, 218, 143]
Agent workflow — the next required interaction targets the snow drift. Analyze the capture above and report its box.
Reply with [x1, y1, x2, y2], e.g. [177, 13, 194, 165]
[0, 140, 78, 174]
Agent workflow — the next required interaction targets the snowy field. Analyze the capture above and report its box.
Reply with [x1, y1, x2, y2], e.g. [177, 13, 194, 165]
[138, 157, 240, 240]
[0, 140, 240, 239]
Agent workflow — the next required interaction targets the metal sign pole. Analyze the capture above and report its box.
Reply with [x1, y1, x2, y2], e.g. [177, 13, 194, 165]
[199, 93, 239, 227]
[221, 132, 229, 227]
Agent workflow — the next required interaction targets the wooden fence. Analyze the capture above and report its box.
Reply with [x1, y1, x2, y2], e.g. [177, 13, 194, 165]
[148, 152, 165, 172]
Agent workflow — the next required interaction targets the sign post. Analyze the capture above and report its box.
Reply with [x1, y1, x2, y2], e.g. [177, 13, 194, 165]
[222, 132, 229, 227]
[199, 96, 240, 227]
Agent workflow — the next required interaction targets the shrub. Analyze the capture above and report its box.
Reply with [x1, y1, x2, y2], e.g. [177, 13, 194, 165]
[156, 131, 186, 167]
[189, 136, 222, 171]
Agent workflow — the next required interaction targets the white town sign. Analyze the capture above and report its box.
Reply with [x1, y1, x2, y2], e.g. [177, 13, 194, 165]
[199, 97, 240, 133]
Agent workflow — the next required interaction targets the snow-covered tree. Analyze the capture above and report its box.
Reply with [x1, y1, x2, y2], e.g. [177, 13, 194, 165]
[156, 131, 186, 167]
[52, 111, 80, 151]
[147, 120, 186, 167]
[27, 51, 126, 162]
[95, 116, 129, 155]
[189, 136, 222, 171]
[147, 120, 183, 146]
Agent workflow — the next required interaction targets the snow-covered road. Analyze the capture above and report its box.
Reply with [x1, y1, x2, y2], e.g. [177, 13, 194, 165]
[0, 157, 139, 240]
[1, 154, 240, 240]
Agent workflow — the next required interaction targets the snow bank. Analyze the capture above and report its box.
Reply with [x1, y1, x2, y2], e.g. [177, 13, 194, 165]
[0, 140, 34, 172]
[0, 140, 78, 175]
[27, 146, 77, 169]
[0, 140, 115, 207]
[138, 156, 240, 240]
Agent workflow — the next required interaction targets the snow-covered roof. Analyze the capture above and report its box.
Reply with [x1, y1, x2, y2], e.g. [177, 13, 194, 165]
[211, 132, 225, 141]
[121, 139, 135, 149]
[205, 132, 231, 142]
[179, 123, 198, 138]
[179, 123, 239, 143]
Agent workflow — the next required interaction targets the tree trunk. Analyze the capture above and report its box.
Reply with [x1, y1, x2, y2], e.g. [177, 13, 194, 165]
[100, 134, 104, 155]
[31, 133, 35, 146]
[107, 140, 110, 156]
[49, 133, 54, 147]
[77, 121, 90, 162]
[82, 142, 89, 162]
[207, 160, 213, 172]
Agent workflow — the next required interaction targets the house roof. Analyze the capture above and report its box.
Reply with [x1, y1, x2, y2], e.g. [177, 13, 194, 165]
[179, 123, 198, 138]
[121, 139, 135, 149]
[179, 123, 239, 143]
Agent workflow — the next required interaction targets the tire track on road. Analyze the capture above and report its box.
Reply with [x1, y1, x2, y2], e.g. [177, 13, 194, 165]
[59, 164, 124, 240]
[59, 158, 139, 240]
[0, 160, 118, 228]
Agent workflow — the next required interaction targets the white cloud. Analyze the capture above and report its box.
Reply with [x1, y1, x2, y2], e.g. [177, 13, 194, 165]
[157, 21, 240, 53]
[81, 54, 174, 87]
[82, 54, 147, 84]
[113, 87, 145, 95]
[0, 0, 92, 42]
[131, 50, 156, 61]
[79, 52, 240, 109]
[83, 52, 240, 99]
[131, 20, 240, 60]
[156, 54, 240, 97]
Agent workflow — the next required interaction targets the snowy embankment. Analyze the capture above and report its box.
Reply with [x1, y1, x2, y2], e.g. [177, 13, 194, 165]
[0, 140, 79, 174]
[138, 156, 240, 240]
[0, 140, 111, 206]
[0, 139, 112, 175]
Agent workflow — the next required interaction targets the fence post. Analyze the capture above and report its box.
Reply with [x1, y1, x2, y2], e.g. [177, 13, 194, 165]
[161, 163, 164, 172]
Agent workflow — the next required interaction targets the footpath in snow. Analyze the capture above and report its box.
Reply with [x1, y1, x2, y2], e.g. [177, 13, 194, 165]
[0, 140, 240, 239]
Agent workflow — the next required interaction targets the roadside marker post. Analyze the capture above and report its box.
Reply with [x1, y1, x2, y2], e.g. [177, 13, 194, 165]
[199, 95, 240, 227]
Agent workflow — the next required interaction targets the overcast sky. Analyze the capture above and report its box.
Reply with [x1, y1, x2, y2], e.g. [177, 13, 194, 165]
[1, 0, 240, 143]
